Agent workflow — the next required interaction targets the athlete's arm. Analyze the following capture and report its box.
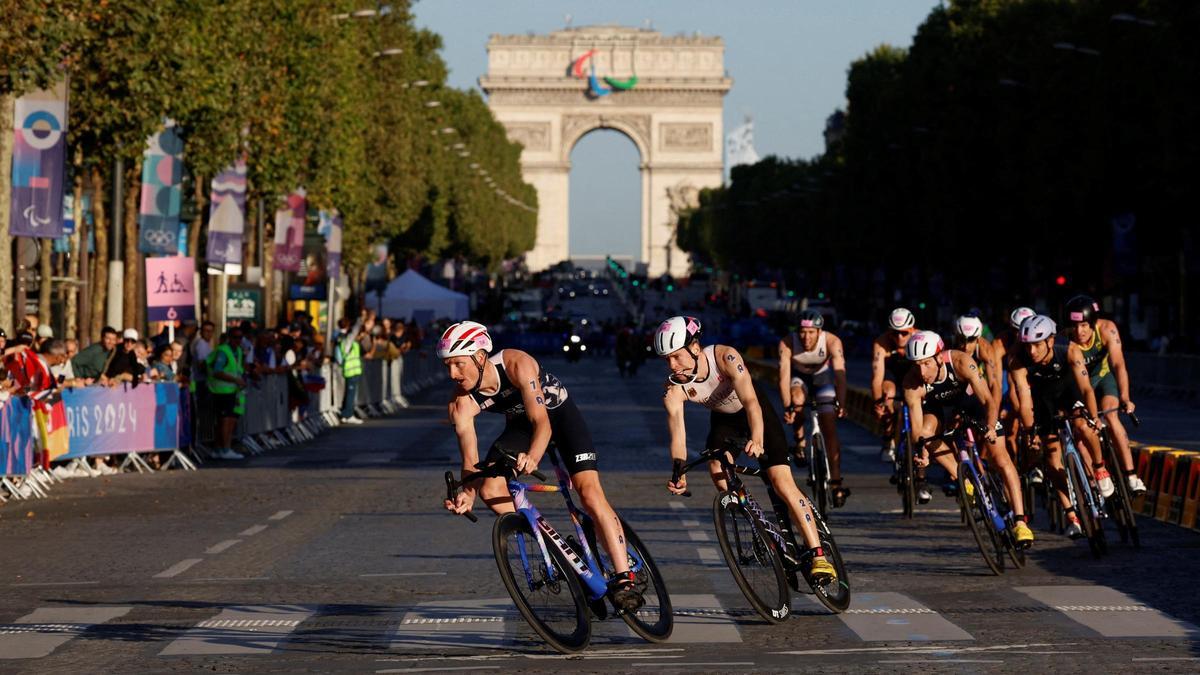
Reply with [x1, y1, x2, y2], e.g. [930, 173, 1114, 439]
[1010, 364, 1036, 431]
[1102, 319, 1134, 412]
[447, 394, 481, 513]
[507, 351, 553, 474]
[956, 351, 997, 435]
[777, 338, 793, 412]
[902, 374, 925, 459]
[871, 337, 887, 405]
[1068, 342, 1101, 422]
[980, 339, 1003, 405]
[664, 384, 689, 494]
[719, 346, 764, 457]
[829, 333, 848, 414]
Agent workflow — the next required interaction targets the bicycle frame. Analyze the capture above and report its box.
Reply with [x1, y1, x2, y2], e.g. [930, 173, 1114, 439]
[897, 404, 912, 470]
[715, 456, 801, 566]
[954, 426, 1008, 533]
[802, 403, 831, 489]
[506, 450, 646, 603]
[1058, 419, 1105, 522]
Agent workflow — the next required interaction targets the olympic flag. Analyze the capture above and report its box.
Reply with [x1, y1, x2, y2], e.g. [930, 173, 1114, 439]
[138, 122, 185, 254]
[9, 82, 68, 238]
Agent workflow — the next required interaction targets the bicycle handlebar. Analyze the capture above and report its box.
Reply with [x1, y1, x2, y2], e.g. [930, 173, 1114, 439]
[444, 448, 548, 524]
[1098, 406, 1141, 428]
[670, 436, 751, 497]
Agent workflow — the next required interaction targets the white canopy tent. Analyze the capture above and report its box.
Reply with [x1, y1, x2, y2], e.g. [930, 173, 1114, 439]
[376, 269, 469, 322]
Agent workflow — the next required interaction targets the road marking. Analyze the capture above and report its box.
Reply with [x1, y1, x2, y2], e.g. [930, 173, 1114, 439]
[188, 577, 271, 583]
[1132, 657, 1200, 662]
[879, 659, 1003, 664]
[350, 454, 394, 465]
[1015, 586, 1200, 638]
[668, 501, 686, 511]
[390, 598, 515, 650]
[631, 662, 753, 667]
[696, 547, 722, 565]
[239, 525, 268, 536]
[379, 662, 501, 667]
[160, 605, 313, 656]
[773, 642, 1075, 656]
[154, 558, 203, 579]
[0, 606, 131, 659]
[268, 510, 293, 521]
[680, 518, 701, 527]
[687, 530, 710, 542]
[824, 592, 972, 642]
[205, 540, 241, 554]
[878, 508, 960, 515]
[360, 573, 448, 577]
[10, 581, 99, 587]
[665, 594, 741, 644]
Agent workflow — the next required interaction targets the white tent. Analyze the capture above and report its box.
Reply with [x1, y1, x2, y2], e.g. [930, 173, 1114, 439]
[377, 269, 469, 322]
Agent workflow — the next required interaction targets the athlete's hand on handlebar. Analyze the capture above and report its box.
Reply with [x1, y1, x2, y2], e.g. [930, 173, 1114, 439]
[1120, 398, 1137, 415]
[743, 438, 764, 458]
[783, 408, 796, 425]
[515, 450, 542, 476]
[667, 474, 688, 495]
[836, 399, 846, 419]
[445, 489, 474, 516]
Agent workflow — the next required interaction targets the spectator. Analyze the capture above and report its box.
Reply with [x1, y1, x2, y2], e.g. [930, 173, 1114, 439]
[105, 328, 147, 385]
[206, 327, 248, 460]
[389, 321, 411, 354]
[335, 312, 365, 424]
[35, 324, 53, 350]
[64, 338, 79, 360]
[43, 339, 84, 388]
[72, 326, 119, 380]
[150, 343, 178, 382]
[190, 320, 216, 388]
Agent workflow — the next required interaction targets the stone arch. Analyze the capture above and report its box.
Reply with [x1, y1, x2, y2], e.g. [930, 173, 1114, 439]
[482, 26, 731, 276]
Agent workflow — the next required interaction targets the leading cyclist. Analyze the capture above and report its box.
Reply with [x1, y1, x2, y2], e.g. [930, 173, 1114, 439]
[438, 321, 643, 611]
[872, 307, 919, 462]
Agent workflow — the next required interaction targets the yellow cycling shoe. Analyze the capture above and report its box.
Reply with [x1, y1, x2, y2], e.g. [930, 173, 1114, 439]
[1013, 520, 1034, 548]
[810, 556, 837, 582]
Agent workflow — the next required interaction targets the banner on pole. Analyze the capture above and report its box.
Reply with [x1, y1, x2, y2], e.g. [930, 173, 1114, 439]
[319, 209, 343, 281]
[9, 82, 68, 238]
[146, 256, 197, 322]
[138, 122, 185, 254]
[205, 158, 247, 272]
[273, 188, 306, 272]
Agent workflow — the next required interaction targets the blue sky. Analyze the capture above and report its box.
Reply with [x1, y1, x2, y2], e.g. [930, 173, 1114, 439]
[413, 0, 940, 258]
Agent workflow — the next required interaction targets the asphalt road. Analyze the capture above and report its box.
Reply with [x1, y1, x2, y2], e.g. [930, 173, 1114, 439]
[1, 355, 1198, 673]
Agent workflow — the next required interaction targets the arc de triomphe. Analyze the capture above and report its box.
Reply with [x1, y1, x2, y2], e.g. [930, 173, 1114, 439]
[481, 26, 731, 276]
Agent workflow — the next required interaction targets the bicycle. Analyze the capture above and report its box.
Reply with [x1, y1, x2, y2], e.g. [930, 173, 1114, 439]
[884, 401, 918, 519]
[788, 399, 840, 518]
[445, 445, 673, 654]
[1097, 406, 1142, 549]
[926, 416, 1027, 575]
[670, 436, 851, 622]
[1051, 406, 1109, 558]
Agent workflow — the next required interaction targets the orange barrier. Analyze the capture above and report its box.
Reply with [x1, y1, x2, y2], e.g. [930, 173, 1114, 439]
[1182, 459, 1200, 530]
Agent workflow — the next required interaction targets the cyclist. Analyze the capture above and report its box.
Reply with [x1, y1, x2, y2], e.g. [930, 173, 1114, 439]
[1064, 295, 1147, 495]
[903, 331, 1035, 547]
[656, 316, 836, 581]
[438, 321, 643, 611]
[953, 314, 1003, 408]
[872, 307, 918, 462]
[993, 306, 1039, 482]
[778, 309, 850, 506]
[1009, 315, 1113, 540]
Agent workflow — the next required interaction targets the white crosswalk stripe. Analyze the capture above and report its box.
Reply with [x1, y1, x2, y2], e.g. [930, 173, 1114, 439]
[159, 605, 314, 656]
[0, 607, 131, 659]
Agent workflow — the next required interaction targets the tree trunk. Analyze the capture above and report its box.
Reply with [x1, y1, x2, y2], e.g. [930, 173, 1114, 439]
[123, 160, 141, 331]
[188, 175, 204, 261]
[245, 196, 257, 281]
[38, 236, 51, 326]
[0, 93, 14, 334]
[264, 234, 275, 328]
[66, 173, 82, 341]
[89, 166, 108, 338]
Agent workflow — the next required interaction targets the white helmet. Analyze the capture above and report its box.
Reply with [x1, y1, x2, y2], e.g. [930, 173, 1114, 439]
[888, 307, 916, 330]
[1019, 315, 1056, 343]
[955, 315, 983, 339]
[436, 321, 493, 359]
[1009, 306, 1036, 329]
[654, 315, 702, 356]
[906, 330, 944, 361]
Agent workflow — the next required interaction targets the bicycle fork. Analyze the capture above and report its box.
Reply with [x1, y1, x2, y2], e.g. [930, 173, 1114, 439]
[959, 449, 1007, 533]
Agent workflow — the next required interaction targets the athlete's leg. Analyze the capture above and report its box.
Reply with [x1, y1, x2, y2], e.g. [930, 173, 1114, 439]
[819, 410, 842, 482]
[1101, 393, 1135, 472]
[479, 476, 516, 514]
[983, 434, 1024, 518]
[790, 383, 808, 450]
[918, 413, 958, 479]
[1044, 436, 1072, 510]
[1070, 417, 1104, 473]
[572, 469, 630, 574]
[765, 465, 822, 549]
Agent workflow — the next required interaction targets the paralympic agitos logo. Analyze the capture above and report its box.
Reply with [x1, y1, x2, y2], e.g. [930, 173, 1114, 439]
[569, 49, 638, 98]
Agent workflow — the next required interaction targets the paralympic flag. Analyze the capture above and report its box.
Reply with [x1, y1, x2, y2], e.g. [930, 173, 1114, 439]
[9, 82, 68, 238]
[138, 121, 185, 254]
[272, 188, 306, 272]
[205, 158, 247, 271]
[318, 209, 342, 280]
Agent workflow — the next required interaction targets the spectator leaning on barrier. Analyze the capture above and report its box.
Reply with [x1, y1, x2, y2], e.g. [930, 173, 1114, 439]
[65, 338, 79, 360]
[72, 326, 118, 380]
[150, 343, 178, 382]
[43, 339, 85, 388]
[207, 327, 248, 460]
[105, 329, 147, 385]
[335, 312, 365, 425]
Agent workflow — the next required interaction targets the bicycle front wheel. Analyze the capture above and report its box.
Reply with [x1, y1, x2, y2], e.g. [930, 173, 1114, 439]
[901, 438, 916, 519]
[958, 465, 1005, 575]
[1102, 435, 1140, 549]
[808, 510, 852, 612]
[583, 515, 674, 642]
[493, 513, 591, 653]
[811, 433, 830, 518]
[1066, 459, 1105, 558]
[712, 493, 790, 623]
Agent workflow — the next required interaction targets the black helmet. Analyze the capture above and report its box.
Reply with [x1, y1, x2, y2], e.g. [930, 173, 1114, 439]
[796, 309, 825, 329]
[1065, 295, 1099, 325]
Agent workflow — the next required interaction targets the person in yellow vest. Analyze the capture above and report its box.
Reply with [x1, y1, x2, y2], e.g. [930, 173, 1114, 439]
[336, 313, 365, 424]
[207, 327, 248, 460]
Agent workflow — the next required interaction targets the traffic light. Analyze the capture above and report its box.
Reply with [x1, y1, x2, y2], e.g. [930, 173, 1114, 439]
[666, 284, 675, 292]
[1055, 275, 1067, 286]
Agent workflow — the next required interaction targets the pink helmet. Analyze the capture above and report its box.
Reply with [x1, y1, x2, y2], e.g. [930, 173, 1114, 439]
[436, 321, 493, 359]
[654, 316, 702, 356]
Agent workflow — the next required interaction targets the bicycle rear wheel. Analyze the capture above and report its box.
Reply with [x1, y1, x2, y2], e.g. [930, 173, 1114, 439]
[1065, 458, 1105, 559]
[493, 513, 591, 653]
[712, 493, 790, 623]
[808, 510, 852, 612]
[583, 516, 674, 642]
[958, 466, 1005, 575]
[1102, 435, 1140, 549]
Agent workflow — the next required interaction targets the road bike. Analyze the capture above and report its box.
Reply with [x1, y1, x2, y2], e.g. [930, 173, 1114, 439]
[886, 402, 918, 519]
[927, 417, 1028, 575]
[1053, 406, 1110, 558]
[1098, 407, 1142, 549]
[445, 445, 672, 653]
[671, 436, 851, 622]
[789, 399, 839, 517]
